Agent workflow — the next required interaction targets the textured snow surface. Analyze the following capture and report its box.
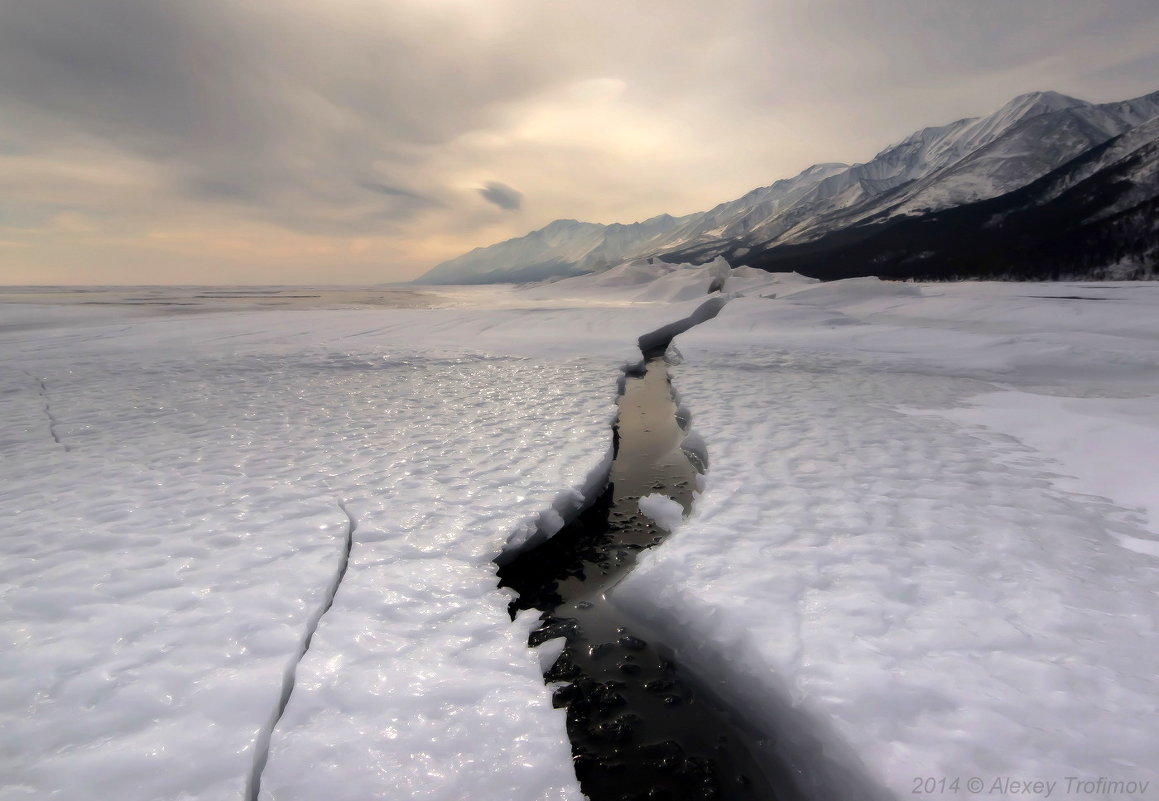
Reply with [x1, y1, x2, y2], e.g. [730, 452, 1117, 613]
[614, 279, 1159, 800]
[0, 299, 691, 801]
[925, 391, 1159, 558]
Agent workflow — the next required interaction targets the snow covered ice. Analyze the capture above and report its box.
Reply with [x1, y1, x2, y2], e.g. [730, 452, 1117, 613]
[613, 276, 1159, 800]
[0, 296, 692, 801]
[3, 268, 1159, 801]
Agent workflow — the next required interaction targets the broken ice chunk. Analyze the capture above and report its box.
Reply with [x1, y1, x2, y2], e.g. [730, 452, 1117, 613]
[638, 493, 684, 532]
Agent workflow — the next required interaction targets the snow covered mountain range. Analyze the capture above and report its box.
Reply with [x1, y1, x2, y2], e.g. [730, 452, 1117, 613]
[416, 89, 1159, 284]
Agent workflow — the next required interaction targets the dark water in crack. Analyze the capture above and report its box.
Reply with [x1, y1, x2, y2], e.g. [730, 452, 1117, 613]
[497, 355, 804, 801]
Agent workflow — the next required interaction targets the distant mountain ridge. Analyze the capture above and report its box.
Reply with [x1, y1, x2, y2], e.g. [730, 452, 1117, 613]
[416, 213, 694, 285]
[415, 88, 1159, 284]
[744, 115, 1159, 281]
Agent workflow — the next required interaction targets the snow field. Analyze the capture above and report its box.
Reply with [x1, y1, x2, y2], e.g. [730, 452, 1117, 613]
[6, 274, 1159, 801]
[613, 280, 1159, 800]
[919, 391, 1159, 557]
[0, 357, 360, 800]
[0, 301, 697, 801]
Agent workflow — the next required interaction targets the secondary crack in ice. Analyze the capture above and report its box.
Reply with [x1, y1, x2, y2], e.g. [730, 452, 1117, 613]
[497, 304, 805, 801]
[246, 499, 356, 801]
[25, 371, 70, 452]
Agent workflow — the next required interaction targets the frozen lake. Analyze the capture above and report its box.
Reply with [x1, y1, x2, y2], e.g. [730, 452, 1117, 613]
[2, 266, 1158, 801]
[0, 285, 445, 310]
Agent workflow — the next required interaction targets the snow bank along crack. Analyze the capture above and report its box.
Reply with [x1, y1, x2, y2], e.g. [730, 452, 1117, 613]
[245, 499, 357, 801]
[636, 296, 728, 358]
[496, 305, 806, 801]
[26, 371, 70, 451]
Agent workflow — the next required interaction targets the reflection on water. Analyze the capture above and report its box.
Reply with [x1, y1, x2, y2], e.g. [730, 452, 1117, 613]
[498, 357, 800, 801]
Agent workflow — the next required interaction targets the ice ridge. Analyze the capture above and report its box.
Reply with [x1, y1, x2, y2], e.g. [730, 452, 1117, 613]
[636, 295, 729, 356]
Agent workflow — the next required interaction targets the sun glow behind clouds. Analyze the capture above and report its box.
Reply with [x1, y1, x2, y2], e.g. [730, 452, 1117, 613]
[0, 0, 1157, 284]
[508, 79, 674, 154]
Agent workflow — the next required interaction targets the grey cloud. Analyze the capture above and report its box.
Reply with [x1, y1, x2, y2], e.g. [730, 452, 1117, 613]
[0, 0, 575, 233]
[478, 182, 523, 211]
[0, 0, 1155, 249]
[188, 180, 261, 204]
[360, 182, 434, 202]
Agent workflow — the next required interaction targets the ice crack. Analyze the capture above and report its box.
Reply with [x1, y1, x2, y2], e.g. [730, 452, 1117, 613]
[26, 372, 70, 452]
[245, 499, 356, 801]
[496, 298, 808, 800]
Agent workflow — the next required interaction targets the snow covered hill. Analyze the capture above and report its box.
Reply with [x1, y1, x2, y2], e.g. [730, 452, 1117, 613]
[656, 89, 1159, 268]
[744, 115, 1159, 280]
[414, 213, 692, 285]
[418, 88, 1159, 284]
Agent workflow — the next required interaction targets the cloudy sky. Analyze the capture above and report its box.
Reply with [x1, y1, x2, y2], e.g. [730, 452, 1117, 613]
[2, 0, 1157, 285]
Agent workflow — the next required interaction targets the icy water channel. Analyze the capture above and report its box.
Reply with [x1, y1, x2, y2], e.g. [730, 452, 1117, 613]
[497, 351, 804, 801]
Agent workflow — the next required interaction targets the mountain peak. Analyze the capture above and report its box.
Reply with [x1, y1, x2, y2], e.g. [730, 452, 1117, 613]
[800, 162, 849, 176]
[541, 218, 583, 229]
[997, 90, 1090, 120]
